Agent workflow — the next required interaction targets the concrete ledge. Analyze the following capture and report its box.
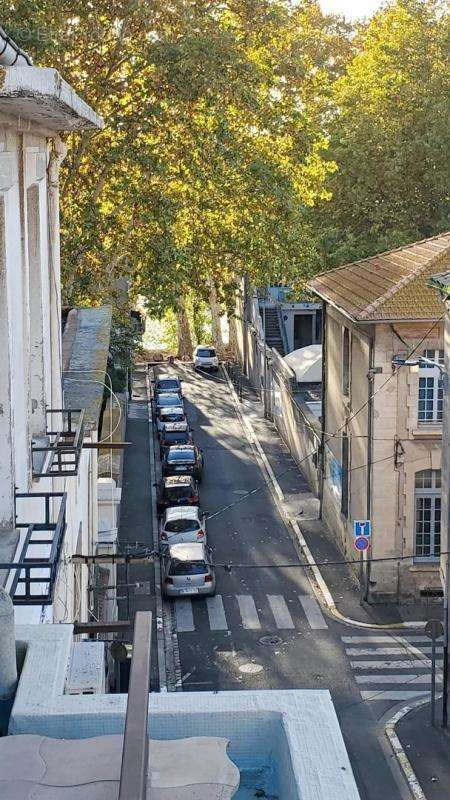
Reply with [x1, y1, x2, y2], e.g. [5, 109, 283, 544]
[9, 624, 361, 800]
[0, 67, 103, 130]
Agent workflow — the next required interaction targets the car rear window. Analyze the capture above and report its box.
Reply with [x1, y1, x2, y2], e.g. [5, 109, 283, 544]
[161, 412, 184, 422]
[157, 379, 180, 391]
[167, 449, 195, 462]
[157, 394, 181, 406]
[166, 486, 188, 501]
[197, 348, 216, 358]
[165, 519, 199, 533]
[169, 559, 207, 576]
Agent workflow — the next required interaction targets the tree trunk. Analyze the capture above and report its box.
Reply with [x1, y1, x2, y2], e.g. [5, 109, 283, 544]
[227, 312, 238, 358]
[176, 298, 193, 360]
[208, 277, 224, 351]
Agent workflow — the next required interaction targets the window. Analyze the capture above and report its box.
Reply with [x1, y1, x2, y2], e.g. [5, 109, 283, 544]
[342, 327, 350, 397]
[418, 349, 444, 423]
[341, 432, 349, 518]
[414, 469, 441, 559]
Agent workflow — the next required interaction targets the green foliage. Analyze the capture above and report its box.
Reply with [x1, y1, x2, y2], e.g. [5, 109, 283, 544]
[107, 313, 143, 391]
[314, 0, 450, 268]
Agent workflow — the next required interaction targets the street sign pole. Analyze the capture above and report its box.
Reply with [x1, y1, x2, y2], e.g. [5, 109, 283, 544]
[425, 619, 444, 728]
[431, 636, 437, 727]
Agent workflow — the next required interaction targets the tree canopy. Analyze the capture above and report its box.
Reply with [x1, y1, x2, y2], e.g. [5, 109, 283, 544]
[3, 0, 449, 338]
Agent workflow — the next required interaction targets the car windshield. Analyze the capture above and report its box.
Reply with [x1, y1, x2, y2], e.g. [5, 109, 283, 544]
[157, 394, 181, 407]
[169, 559, 207, 576]
[167, 449, 195, 462]
[161, 413, 184, 422]
[157, 379, 179, 391]
[165, 519, 199, 533]
[164, 432, 189, 443]
[197, 348, 215, 358]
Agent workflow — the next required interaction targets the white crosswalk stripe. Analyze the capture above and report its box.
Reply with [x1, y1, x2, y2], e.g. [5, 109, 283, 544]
[206, 595, 228, 631]
[236, 595, 261, 630]
[267, 595, 295, 629]
[342, 634, 443, 703]
[298, 595, 328, 629]
[175, 599, 195, 632]
[171, 593, 330, 634]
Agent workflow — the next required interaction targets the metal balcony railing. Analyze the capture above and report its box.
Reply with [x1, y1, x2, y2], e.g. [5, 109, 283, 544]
[32, 408, 85, 478]
[0, 491, 67, 605]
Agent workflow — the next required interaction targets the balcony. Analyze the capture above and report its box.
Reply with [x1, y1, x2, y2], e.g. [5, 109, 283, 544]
[0, 491, 67, 605]
[32, 408, 85, 478]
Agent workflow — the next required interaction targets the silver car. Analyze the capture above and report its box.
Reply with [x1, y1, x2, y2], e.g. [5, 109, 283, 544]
[159, 506, 207, 547]
[162, 542, 216, 598]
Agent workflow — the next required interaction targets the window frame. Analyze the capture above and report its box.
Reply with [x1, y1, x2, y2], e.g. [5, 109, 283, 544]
[341, 431, 349, 519]
[414, 469, 441, 562]
[417, 349, 444, 425]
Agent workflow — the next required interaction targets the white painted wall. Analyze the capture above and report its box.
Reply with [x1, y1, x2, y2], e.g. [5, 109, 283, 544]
[0, 120, 99, 625]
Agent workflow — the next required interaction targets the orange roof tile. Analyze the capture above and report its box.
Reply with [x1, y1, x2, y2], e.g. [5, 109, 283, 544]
[308, 232, 450, 321]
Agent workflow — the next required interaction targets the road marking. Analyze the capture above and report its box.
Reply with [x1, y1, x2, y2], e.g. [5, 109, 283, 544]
[175, 599, 194, 632]
[236, 595, 261, 630]
[298, 595, 328, 630]
[356, 674, 442, 684]
[350, 660, 442, 670]
[360, 690, 430, 701]
[342, 635, 440, 644]
[267, 595, 295, 629]
[345, 646, 434, 656]
[206, 595, 228, 631]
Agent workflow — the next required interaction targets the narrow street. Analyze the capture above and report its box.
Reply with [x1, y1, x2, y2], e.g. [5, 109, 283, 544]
[117, 361, 420, 800]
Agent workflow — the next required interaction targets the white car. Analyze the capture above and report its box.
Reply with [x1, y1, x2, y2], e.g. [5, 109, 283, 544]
[156, 406, 186, 432]
[159, 506, 207, 547]
[193, 345, 219, 372]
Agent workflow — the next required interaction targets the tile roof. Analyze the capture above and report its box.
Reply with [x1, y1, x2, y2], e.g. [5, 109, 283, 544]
[308, 232, 450, 321]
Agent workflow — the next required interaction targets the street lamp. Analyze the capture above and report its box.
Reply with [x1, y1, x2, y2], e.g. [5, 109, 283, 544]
[393, 354, 449, 727]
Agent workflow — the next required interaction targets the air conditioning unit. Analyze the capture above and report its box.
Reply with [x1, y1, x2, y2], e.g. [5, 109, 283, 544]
[65, 641, 105, 695]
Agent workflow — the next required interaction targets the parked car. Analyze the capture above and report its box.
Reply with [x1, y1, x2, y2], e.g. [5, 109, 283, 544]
[153, 392, 184, 415]
[156, 406, 186, 433]
[156, 476, 199, 512]
[154, 373, 183, 395]
[193, 345, 219, 372]
[159, 506, 207, 547]
[162, 542, 215, 597]
[161, 445, 204, 481]
[159, 421, 193, 455]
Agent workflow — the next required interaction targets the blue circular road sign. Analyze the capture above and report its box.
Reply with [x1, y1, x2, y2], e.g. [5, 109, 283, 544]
[354, 535, 370, 552]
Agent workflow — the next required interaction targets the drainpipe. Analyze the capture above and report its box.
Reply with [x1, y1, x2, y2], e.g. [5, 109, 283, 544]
[318, 303, 326, 517]
[0, 589, 17, 733]
[0, 26, 32, 66]
[364, 336, 375, 601]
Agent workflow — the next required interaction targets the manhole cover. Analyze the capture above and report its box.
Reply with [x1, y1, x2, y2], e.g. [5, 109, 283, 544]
[238, 662, 264, 674]
[259, 635, 283, 646]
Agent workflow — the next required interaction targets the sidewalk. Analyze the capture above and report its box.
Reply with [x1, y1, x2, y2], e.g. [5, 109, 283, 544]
[395, 703, 450, 800]
[116, 365, 159, 690]
[235, 371, 442, 628]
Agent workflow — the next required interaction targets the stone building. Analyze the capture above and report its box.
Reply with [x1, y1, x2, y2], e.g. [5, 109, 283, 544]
[308, 232, 450, 601]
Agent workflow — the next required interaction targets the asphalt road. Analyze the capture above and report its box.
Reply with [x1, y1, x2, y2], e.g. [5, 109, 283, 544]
[151, 364, 408, 800]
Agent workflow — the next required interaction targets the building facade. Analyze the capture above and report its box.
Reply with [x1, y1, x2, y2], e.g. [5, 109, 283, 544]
[0, 42, 107, 622]
[309, 233, 450, 601]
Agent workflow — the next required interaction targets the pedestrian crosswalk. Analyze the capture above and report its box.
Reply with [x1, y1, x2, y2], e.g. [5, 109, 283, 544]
[128, 402, 148, 419]
[342, 634, 443, 702]
[172, 593, 328, 634]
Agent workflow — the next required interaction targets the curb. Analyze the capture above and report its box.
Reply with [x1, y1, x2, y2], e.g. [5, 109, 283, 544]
[222, 366, 425, 632]
[385, 697, 432, 800]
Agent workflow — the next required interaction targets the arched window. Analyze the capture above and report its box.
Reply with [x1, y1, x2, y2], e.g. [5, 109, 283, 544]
[414, 470, 441, 559]
[418, 350, 444, 423]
